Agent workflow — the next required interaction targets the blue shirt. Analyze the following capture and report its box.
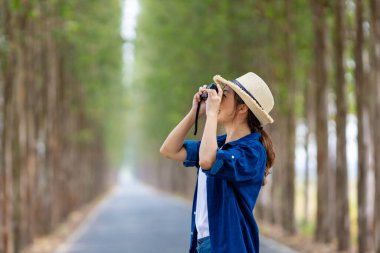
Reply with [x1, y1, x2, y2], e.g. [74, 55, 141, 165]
[182, 132, 267, 253]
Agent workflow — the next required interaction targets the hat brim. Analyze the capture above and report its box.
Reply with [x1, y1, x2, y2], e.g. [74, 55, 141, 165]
[213, 74, 274, 126]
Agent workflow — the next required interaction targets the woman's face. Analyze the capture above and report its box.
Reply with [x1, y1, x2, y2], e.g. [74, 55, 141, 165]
[217, 84, 237, 124]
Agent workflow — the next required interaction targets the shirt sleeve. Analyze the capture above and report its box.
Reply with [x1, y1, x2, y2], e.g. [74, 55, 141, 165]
[202, 144, 266, 183]
[182, 140, 201, 168]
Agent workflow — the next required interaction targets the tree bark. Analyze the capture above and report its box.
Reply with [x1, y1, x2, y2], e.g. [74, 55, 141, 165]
[369, 0, 380, 251]
[311, 0, 332, 243]
[354, 0, 370, 251]
[334, 0, 351, 250]
[282, 0, 296, 234]
[3, 44, 16, 253]
[2, 3, 17, 252]
[0, 1, 5, 251]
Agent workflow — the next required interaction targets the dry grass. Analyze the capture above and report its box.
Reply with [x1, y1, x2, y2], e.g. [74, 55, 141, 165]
[259, 220, 346, 253]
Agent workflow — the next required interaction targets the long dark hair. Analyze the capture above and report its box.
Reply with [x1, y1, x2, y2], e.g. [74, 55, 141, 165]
[232, 91, 275, 186]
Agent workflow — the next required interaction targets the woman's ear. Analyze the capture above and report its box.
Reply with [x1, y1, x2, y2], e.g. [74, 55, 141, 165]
[239, 104, 249, 113]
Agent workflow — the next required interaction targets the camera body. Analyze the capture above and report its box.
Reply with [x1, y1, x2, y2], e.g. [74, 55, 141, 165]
[200, 83, 218, 100]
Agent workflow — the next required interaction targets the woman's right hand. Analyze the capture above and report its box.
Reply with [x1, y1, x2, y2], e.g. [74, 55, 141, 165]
[190, 85, 207, 117]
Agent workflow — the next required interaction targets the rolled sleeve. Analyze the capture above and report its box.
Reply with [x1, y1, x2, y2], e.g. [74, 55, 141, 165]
[202, 144, 264, 183]
[182, 140, 201, 168]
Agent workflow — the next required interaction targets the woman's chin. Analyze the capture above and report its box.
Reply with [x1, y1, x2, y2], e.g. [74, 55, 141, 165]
[217, 113, 223, 123]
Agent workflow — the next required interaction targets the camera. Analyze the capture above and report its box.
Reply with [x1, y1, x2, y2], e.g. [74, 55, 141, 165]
[200, 83, 219, 100]
[194, 82, 219, 135]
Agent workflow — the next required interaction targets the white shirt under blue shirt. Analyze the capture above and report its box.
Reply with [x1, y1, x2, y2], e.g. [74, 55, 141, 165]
[195, 166, 209, 239]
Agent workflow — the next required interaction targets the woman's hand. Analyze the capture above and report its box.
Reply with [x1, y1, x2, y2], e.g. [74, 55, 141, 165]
[190, 85, 207, 117]
[205, 82, 223, 117]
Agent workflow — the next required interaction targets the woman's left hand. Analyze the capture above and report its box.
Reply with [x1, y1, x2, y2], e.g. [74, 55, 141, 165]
[205, 82, 223, 117]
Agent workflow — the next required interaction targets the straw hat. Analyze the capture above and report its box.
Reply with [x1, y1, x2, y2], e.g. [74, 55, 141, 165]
[213, 72, 274, 125]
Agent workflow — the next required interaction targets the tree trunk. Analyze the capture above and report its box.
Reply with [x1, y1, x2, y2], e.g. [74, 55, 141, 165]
[282, 0, 296, 234]
[334, 0, 351, 250]
[369, 0, 380, 251]
[2, 3, 17, 252]
[3, 48, 16, 253]
[45, 14, 61, 231]
[270, 115, 286, 226]
[0, 1, 5, 251]
[354, 0, 370, 251]
[311, 0, 332, 243]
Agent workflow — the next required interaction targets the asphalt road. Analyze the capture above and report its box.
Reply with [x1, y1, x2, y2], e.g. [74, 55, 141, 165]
[55, 171, 298, 253]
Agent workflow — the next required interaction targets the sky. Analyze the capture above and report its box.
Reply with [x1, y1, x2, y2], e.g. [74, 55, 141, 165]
[121, 0, 140, 86]
[121, 0, 140, 40]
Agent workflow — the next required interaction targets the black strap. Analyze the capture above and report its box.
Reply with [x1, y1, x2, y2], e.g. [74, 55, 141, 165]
[194, 100, 202, 135]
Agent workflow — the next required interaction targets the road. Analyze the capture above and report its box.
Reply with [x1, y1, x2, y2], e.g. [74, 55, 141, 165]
[55, 171, 298, 253]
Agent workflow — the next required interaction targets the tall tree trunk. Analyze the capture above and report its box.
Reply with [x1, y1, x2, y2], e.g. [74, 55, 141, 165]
[0, 1, 5, 251]
[3, 49, 15, 253]
[45, 14, 61, 231]
[15, 33, 27, 253]
[354, 0, 370, 251]
[270, 115, 286, 226]
[0, 82, 3, 253]
[2, 3, 17, 252]
[311, 0, 332, 243]
[268, 87, 282, 225]
[282, 0, 296, 234]
[268, 60, 283, 226]
[369, 0, 380, 251]
[334, 0, 351, 250]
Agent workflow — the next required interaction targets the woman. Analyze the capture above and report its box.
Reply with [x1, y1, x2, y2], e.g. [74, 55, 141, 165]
[159, 72, 275, 253]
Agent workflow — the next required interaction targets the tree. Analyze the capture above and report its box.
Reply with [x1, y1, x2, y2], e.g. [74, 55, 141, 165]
[282, 0, 296, 234]
[334, 0, 351, 250]
[311, 0, 333, 243]
[354, 0, 370, 251]
[0, 1, 124, 251]
[369, 0, 380, 251]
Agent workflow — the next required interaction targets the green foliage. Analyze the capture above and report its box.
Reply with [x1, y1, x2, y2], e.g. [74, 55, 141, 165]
[133, 0, 231, 143]
[10, 0, 22, 12]
[59, 0, 126, 168]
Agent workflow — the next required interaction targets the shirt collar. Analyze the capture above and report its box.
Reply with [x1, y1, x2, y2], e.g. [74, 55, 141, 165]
[216, 131, 261, 147]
